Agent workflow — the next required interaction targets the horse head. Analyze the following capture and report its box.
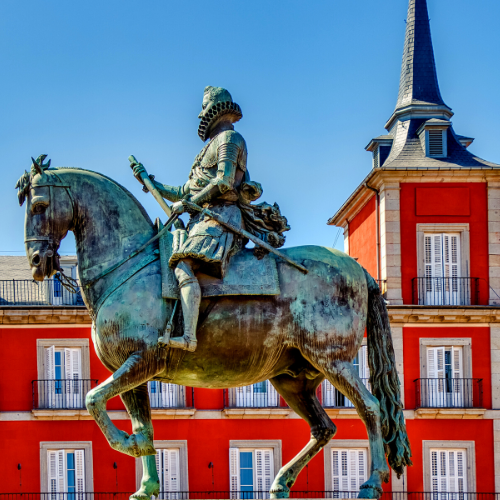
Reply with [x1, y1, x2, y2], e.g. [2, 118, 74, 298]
[16, 155, 74, 281]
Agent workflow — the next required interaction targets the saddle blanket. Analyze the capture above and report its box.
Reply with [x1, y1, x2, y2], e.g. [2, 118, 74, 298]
[158, 222, 280, 299]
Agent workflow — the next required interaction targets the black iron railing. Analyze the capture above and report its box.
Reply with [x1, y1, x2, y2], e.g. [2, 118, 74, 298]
[412, 277, 479, 306]
[1, 493, 497, 500]
[32, 379, 98, 410]
[148, 382, 195, 409]
[0, 279, 84, 306]
[320, 378, 370, 408]
[224, 386, 281, 408]
[414, 378, 483, 409]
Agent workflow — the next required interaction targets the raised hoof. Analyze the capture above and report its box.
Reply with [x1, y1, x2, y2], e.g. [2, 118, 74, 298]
[169, 335, 197, 352]
[358, 486, 383, 499]
[129, 433, 156, 457]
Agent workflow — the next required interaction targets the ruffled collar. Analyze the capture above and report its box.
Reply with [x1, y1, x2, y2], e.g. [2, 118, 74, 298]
[198, 101, 242, 141]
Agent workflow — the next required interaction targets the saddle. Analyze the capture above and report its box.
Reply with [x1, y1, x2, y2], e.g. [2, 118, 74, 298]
[157, 221, 280, 300]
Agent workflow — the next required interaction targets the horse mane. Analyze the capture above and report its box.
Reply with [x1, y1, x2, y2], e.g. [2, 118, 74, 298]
[15, 161, 153, 226]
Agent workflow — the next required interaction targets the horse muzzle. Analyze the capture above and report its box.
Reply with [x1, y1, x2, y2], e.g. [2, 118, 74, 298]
[29, 248, 56, 281]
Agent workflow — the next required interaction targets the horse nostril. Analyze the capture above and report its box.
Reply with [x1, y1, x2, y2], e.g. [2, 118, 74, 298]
[32, 254, 41, 267]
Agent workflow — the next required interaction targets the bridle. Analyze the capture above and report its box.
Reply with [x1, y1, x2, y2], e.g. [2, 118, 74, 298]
[25, 171, 77, 290]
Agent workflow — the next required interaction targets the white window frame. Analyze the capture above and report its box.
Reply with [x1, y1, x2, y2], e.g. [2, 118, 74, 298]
[229, 440, 281, 497]
[420, 339, 472, 380]
[324, 440, 371, 493]
[135, 440, 189, 492]
[422, 441, 475, 492]
[37, 339, 91, 380]
[148, 381, 186, 408]
[417, 224, 470, 281]
[40, 441, 93, 492]
[425, 129, 448, 158]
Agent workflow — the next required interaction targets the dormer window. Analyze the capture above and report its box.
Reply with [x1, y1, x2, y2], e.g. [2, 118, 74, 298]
[365, 136, 393, 169]
[427, 129, 445, 157]
[417, 119, 451, 159]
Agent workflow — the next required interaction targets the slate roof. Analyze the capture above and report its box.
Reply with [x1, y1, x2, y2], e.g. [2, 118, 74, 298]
[0, 256, 35, 280]
[395, 0, 448, 110]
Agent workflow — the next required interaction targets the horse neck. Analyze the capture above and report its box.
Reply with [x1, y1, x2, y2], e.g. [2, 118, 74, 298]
[59, 169, 156, 283]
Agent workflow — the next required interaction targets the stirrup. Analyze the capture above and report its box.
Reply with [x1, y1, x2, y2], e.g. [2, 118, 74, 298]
[169, 335, 197, 352]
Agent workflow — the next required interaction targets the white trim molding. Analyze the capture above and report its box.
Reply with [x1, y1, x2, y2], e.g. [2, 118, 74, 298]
[422, 440, 475, 492]
[40, 441, 93, 492]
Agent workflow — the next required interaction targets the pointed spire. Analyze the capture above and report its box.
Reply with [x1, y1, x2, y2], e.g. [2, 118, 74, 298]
[396, 0, 445, 108]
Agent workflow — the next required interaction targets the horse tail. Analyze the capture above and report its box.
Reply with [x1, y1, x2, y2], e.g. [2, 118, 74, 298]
[363, 268, 412, 477]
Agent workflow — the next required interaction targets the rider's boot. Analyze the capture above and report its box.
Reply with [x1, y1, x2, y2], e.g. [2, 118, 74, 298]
[169, 260, 200, 352]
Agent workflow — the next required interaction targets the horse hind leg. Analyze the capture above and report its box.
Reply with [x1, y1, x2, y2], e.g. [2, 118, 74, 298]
[121, 384, 160, 500]
[85, 351, 160, 458]
[268, 372, 336, 499]
[322, 360, 389, 499]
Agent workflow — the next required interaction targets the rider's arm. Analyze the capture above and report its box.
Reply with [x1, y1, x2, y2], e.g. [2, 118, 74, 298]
[153, 180, 190, 202]
[189, 142, 239, 205]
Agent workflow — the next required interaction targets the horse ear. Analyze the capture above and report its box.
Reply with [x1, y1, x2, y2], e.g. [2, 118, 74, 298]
[31, 157, 43, 175]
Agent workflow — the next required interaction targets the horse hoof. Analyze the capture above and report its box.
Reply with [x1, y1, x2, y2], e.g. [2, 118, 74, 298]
[358, 486, 383, 499]
[129, 433, 156, 457]
[130, 478, 160, 500]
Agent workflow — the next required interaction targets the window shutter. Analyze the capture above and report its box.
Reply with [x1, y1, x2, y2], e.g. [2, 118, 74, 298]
[168, 383, 178, 408]
[229, 448, 240, 498]
[168, 449, 180, 493]
[430, 449, 467, 493]
[358, 346, 369, 380]
[427, 347, 445, 405]
[48, 451, 59, 493]
[65, 348, 82, 408]
[255, 449, 274, 494]
[75, 449, 85, 495]
[267, 381, 278, 407]
[57, 450, 65, 493]
[45, 346, 56, 408]
[428, 130, 444, 156]
[323, 380, 335, 407]
[331, 449, 367, 493]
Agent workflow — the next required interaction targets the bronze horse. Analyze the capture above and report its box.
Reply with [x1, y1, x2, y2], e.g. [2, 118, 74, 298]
[17, 159, 411, 500]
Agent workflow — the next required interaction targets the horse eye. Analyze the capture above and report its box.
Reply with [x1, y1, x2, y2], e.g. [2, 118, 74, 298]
[32, 203, 47, 215]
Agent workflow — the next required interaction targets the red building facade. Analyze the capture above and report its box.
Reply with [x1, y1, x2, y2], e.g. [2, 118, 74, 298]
[2, 0, 500, 497]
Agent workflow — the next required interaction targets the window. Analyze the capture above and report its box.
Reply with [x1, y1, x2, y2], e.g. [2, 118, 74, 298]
[422, 441, 475, 492]
[322, 346, 369, 407]
[40, 442, 93, 493]
[430, 449, 467, 495]
[331, 449, 368, 495]
[148, 382, 185, 408]
[323, 440, 370, 497]
[229, 441, 281, 500]
[428, 130, 445, 157]
[135, 441, 188, 495]
[36, 339, 91, 410]
[231, 381, 279, 408]
[230, 448, 274, 499]
[416, 225, 471, 306]
[48, 449, 85, 498]
[156, 448, 180, 499]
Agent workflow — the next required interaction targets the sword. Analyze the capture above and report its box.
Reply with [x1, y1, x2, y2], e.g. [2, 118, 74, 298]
[183, 200, 308, 274]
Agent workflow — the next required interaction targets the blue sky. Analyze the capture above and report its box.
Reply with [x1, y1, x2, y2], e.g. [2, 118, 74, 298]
[1, 0, 499, 257]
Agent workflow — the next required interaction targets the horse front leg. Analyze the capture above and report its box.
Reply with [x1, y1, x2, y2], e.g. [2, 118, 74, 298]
[85, 350, 160, 457]
[121, 384, 160, 500]
[268, 372, 336, 499]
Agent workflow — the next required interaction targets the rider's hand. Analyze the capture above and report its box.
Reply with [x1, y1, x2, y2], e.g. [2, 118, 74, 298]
[171, 201, 185, 215]
[132, 163, 147, 185]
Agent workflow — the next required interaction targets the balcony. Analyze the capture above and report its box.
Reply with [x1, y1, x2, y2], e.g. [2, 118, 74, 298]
[414, 378, 484, 418]
[0, 278, 84, 306]
[148, 382, 195, 418]
[223, 383, 290, 418]
[412, 277, 479, 306]
[32, 379, 98, 410]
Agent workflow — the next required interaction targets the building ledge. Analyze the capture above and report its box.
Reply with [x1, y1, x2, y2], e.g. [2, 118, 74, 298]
[32, 409, 94, 420]
[151, 408, 196, 419]
[223, 408, 291, 419]
[387, 305, 500, 324]
[414, 408, 486, 419]
[0, 306, 91, 325]
[324, 408, 360, 419]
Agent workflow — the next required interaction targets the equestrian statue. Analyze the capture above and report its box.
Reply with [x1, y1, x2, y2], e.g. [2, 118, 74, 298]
[16, 86, 411, 500]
